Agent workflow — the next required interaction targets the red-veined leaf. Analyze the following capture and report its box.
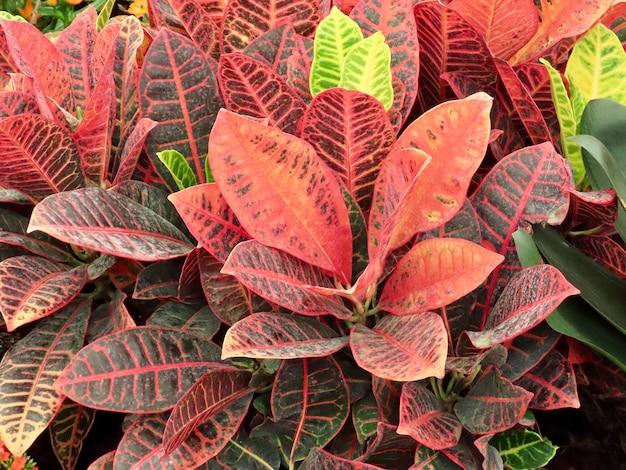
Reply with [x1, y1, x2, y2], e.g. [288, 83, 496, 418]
[414, 2, 496, 112]
[221, 0, 321, 53]
[353, 393, 380, 444]
[350, 313, 447, 381]
[28, 187, 194, 262]
[467, 265, 579, 349]
[222, 240, 353, 319]
[162, 0, 220, 59]
[163, 368, 253, 453]
[209, 109, 352, 283]
[147, 302, 220, 340]
[213, 429, 281, 469]
[222, 312, 349, 359]
[300, 88, 396, 215]
[350, 0, 419, 127]
[359, 422, 416, 470]
[139, 28, 222, 186]
[300, 447, 385, 470]
[0, 230, 73, 263]
[55, 327, 222, 413]
[453, 367, 533, 434]
[218, 53, 307, 134]
[0, 114, 85, 202]
[286, 35, 314, 104]
[328, 420, 363, 460]
[87, 290, 136, 343]
[0, 299, 90, 456]
[515, 349, 580, 410]
[509, 0, 613, 65]
[242, 24, 307, 77]
[500, 322, 560, 381]
[133, 258, 185, 300]
[168, 183, 249, 263]
[379, 238, 503, 315]
[112, 118, 159, 186]
[369, 93, 492, 262]
[49, 400, 96, 470]
[449, 0, 538, 60]
[469, 142, 572, 328]
[573, 235, 626, 278]
[372, 376, 401, 424]
[178, 248, 203, 301]
[0, 256, 87, 331]
[86, 450, 115, 469]
[411, 445, 458, 469]
[0, 91, 39, 118]
[0, 21, 74, 121]
[474, 434, 504, 470]
[271, 356, 350, 466]
[398, 383, 462, 450]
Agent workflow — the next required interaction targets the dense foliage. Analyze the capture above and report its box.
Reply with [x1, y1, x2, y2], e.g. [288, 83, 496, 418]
[0, 0, 624, 469]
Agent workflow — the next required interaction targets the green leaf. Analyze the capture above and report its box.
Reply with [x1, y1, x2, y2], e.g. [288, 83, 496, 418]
[540, 58, 585, 185]
[310, 6, 363, 96]
[157, 149, 198, 190]
[491, 429, 557, 470]
[204, 154, 214, 183]
[96, 0, 117, 32]
[339, 32, 393, 111]
[566, 23, 626, 106]
[512, 229, 542, 268]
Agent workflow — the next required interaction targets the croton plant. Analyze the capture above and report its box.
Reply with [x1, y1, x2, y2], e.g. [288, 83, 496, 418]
[0, 0, 624, 469]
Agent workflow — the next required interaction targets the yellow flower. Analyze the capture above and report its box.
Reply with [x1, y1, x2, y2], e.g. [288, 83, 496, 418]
[18, 0, 40, 21]
[128, 0, 148, 17]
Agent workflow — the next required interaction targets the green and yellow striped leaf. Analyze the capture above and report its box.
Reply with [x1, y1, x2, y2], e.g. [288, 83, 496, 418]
[157, 149, 198, 190]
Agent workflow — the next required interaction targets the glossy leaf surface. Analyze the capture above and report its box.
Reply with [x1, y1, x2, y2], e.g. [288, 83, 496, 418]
[490, 429, 557, 470]
[300, 447, 384, 469]
[49, 400, 96, 470]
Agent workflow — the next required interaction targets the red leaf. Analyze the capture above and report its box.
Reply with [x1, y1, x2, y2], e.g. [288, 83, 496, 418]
[55, 327, 222, 412]
[0, 256, 87, 331]
[300, 88, 396, 215]
[509, 0, 613, 65]
[221, 0, 321, 53]
[28, 188, 194, 262]
[379, 238, 503, 315]
[222, 240, 353, 319]
[454, 368, 532, 434]
[515, 349, 580, 410]
[112, 118, 159, 185]
[169, 183, 249, 263]
[242, 24, 308, 77]
[209, 110, 352, 283]
[0, 92, 39, 118]
[449, 0, 538, 60]
[359, 422, 416, 469]
[573, 235, 626, 279]
[163, 368, 253, 453]
[398, 382, 462, 450]
[372, 376, 401, 424]
[467, 265, 579, 349]
[218, 53, 307, 134]
[0, 114, 85, 202]
[222, 312, 349, 359]
[350, 313, 447, 381]
[300, 447, 385, 470]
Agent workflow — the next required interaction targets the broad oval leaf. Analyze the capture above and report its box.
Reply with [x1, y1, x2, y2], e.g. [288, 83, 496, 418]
[209, 110, 352, 283]
[222, 312, 349, 359]
[453, 368, 532, 434]
[162, 368, 253, 453]
[300, 447, 386, 470]
[55, 327, 222, 413]
[0, 114, 85, 202]
[28, 188, 194, 262]
[350, 313, 447, 381]
[222, 240, 353, 319]
[0, 299, 90, 456]
[379, 238, 503, 315]
[467, 265, 579, 349]
[397, 382, 462, 450]
[0, 256, 87, 331]
[490, 429, 557, 470]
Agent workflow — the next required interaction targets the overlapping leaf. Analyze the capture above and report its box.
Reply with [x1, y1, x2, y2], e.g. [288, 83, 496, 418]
[0, 114, 85, 202]
[350, 313, 447, 381]
[222, 240, 353, 319]
[352, 393, 380, 443]
[28, 187, 194, 262]
[147, 302, 220, 340]
[222, 312, 349, 359]
[55, 327, 222, 412]
[49, 400, 96, 470]
[359, 422, 416, 469]
[133, 258, 185, 300]
[212, 429, 281, 469]
[0, 256, 87, 331]
[300, 447, 385, 470]
[243, 24, 307, 76]
[0, 299, 89, 456]
[209, 110, 352, 283]
[162, 0, 220, 59]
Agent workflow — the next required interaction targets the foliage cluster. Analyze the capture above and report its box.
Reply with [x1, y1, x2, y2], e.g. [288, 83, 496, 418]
[0, 0, 624, 469]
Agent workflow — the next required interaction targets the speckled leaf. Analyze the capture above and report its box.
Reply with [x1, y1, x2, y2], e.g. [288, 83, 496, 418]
[49, 400, 96, 470]
[300, 447, 385, 470]
[147, 302, 220, 340]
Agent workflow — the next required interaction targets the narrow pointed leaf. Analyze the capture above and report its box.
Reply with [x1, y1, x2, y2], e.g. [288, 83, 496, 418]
[49, 400, 96, 470]
[55, 327, 222, 413]
[0, 114, 85, 201]
[300, 88, 395, 215]
[112, 118, 159, 186]
[209, 110, 352, 282]
[28, 187, 193, 262]
[163, 0, 220, 59]
[163, 368, 253, 453]
[222, 240, 352, 319]
[0, 256, 87, 331]
[453, 368, 532, 434]
[300, 447, 385, 470]
[218, 53, 307, 134]
[398, 382, 462, 450]
[222, 312, 349, 359]
[0, 299, 89, 456]
[467, 265, 579, 349]
[379, 238, 503, 315]
[350, 313, 447, 381]
[157, 150, 198, 190]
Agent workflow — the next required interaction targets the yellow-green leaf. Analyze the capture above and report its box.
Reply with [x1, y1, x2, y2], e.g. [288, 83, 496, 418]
[157, 149, 198, 190]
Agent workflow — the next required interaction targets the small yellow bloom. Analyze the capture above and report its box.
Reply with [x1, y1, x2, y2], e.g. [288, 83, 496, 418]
[18, 0, 41, 21]
[47, 0, 57, 5]
[128, 0, 148, 17]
